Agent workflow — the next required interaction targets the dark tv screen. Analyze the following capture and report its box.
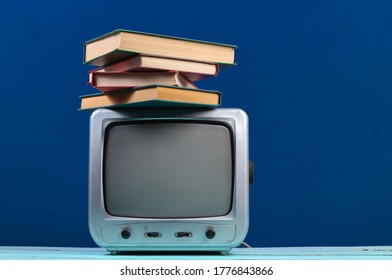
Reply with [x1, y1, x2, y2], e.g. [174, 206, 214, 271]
[103, 121, 233, 218]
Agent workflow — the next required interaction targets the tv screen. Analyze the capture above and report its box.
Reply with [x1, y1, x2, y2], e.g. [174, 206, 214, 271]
[103, 121, 233, 218]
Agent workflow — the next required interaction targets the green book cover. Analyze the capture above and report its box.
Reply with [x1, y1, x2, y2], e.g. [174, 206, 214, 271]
[84, 29, 237, 48]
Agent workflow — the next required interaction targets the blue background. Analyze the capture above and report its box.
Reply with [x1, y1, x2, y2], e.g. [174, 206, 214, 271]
[1, 0, 391, 248]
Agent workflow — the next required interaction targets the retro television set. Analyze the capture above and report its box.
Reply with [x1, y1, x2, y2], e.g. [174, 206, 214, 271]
[88, 108, 252, 254]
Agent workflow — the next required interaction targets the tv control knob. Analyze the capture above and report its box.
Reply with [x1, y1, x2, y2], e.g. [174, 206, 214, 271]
[121, 228, 131, 239]
[205, 228, 216, 239]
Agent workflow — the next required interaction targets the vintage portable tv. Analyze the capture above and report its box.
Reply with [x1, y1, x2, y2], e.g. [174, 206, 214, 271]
[88, 108, 251, 253]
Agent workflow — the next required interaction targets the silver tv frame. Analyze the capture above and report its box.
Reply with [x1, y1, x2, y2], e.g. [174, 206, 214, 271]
[89, 108, 249, 253]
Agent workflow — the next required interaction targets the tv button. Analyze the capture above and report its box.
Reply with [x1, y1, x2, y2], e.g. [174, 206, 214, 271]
[145, 232, 162, 238]
[175, 232, 192, 238]
[121, 228, 131, 239]
[205, 228, 216, 239]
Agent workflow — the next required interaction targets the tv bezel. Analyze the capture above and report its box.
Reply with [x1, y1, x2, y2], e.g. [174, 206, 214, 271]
[89, 108, 249, 253]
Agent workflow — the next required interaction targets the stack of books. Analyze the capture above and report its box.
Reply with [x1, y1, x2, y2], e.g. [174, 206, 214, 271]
[81, 29, 236, 110]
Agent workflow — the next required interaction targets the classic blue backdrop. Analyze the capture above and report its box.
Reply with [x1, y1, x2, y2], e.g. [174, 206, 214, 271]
[1, 0, 391, 247]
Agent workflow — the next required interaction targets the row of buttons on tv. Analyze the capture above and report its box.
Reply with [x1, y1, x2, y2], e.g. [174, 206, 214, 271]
[120, 228, 216, 239]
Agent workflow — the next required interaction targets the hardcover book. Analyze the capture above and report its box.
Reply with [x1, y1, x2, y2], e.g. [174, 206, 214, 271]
[80, 85, 221, 110]
[94, 54, 219, 81]
[84, 29, 236, 67]
[88, 71, 196, 92]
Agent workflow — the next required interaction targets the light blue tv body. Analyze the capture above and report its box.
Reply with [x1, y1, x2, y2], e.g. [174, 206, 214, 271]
[88, 108, 249, 254]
